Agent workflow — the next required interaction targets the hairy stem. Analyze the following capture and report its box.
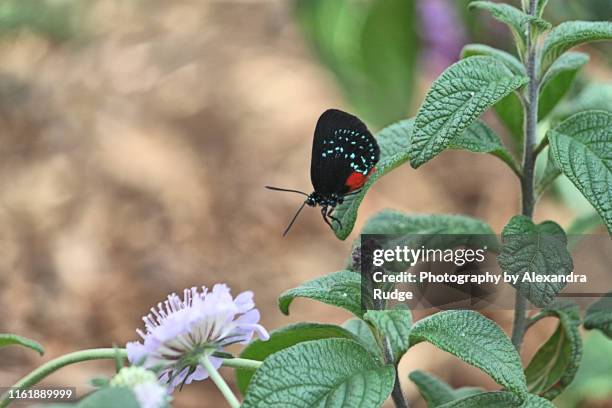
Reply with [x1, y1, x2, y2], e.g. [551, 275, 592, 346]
[200, 355, 241, 408]
[512, 0, 540, 352]
[382, 338, 408, 408]
[0, 348, 261, 408]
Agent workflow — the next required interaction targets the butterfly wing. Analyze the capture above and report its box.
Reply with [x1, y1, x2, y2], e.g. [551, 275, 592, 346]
[310, 109, 380, 197]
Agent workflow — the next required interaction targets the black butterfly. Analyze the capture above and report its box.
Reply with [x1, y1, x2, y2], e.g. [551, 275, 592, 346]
[267, 109, 380, 235]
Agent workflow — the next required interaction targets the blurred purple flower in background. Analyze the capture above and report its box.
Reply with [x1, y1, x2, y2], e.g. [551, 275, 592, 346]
[127, 284, 269, 390]
[418, 0, 467, 75]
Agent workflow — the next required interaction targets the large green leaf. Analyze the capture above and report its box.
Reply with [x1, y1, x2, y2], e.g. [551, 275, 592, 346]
[437, 392, 555, 408]
[354, 209, 499, 272]
[360, 209, 495, 234]
[409, 310, 527, 396]
[332, 119, 413, 240]
[449, 121, 520, 175]
[293, 0, 418, 128]
[548, 111, 612, 234]
[525, 302, 582, 399]
[468, 2, 550, 56]
[538, 52, 589, 119]
[584, 292, 612, 339]
[364, 308, 412, 363]
[242, 338, 395, 408]
[540, 21, 612, 75]
[0, 333, 44, 355]
[409, 56, 527, 168]
[236, 323, 362, 395]
[497, 216, 573, 307]
[278, 270, 363, 317]
[459, 44, 525, 146]
[409, 370, 482, 407]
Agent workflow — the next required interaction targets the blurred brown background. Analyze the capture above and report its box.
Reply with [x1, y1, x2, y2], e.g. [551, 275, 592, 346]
[0, 1, 610, 407]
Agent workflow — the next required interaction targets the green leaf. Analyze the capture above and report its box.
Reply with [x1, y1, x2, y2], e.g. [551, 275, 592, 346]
[558, 331, 612, 404]
[409, 310, 527, 396]
[498, 216, 573, 307]
[409, 56, 527, 168]
[458, 44, 526, 148]
[294, 0, 418, 128]
[0, 0, 78, 41]
[460, 44, 525, 76]
[236, 323, 362, 395]
[538, 52, 589, 119]
[468, 2, 550, 56]
[525, 302, 582, 399]
[548, 110, 612, 234]
[358, 0, 419, 127]
[80, 388, 140, 408]
[332, 119, 413, 240]
[409, 370, 482, 407]
[437, 391, 520, 407]
[356, 209, 499, 271]
[278, 270, 363, 317]
[242, 338, 395, 408]
[343, 318, 382, 359]
[584, 292, 612, 339]
[495, 93, 525, 149]
[364, 308, 412, 363]
[449, 121, 520, 175]
[541, 21, 612, 75]
[437, 392, 555, 408]
[567, 212, 604, 235]
[519, 394, 557, 407]
[0, 333, 44, 355]
[47, 387, 140, 408]
[553, 82, 612, 121]
[535, 148, 561, 196]
[361, 209, 495, 235]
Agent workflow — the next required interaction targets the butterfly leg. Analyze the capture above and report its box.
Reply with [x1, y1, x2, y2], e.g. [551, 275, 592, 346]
[320, 206, 335, 230]
[326, 206, 343, 229]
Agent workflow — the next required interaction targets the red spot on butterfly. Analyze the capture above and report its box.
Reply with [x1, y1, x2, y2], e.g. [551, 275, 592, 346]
[345, 168, 376, 192]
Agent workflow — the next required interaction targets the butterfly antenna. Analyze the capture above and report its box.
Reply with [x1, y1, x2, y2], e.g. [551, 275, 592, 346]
[265, 186, 309, 197]
[282, 201, 308, 236]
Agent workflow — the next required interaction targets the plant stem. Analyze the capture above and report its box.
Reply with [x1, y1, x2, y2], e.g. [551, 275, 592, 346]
[0, 348, 262, 408]
[381, 337, 408, 408]
[221, 357, 262, 371]
[200, 355, 241, 408]
[527, 311, 547, 328]
[534, 136, 548, 157]
[0, 348, 126, 408]
[512, 0, 540, 352]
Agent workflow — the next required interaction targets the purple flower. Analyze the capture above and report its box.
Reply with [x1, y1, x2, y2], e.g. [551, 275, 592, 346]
[418, 0, 467, 75]
[127, 284, 269, 390]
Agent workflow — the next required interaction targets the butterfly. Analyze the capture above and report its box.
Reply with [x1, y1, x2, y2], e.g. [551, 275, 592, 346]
[266, 109, 380, 235]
